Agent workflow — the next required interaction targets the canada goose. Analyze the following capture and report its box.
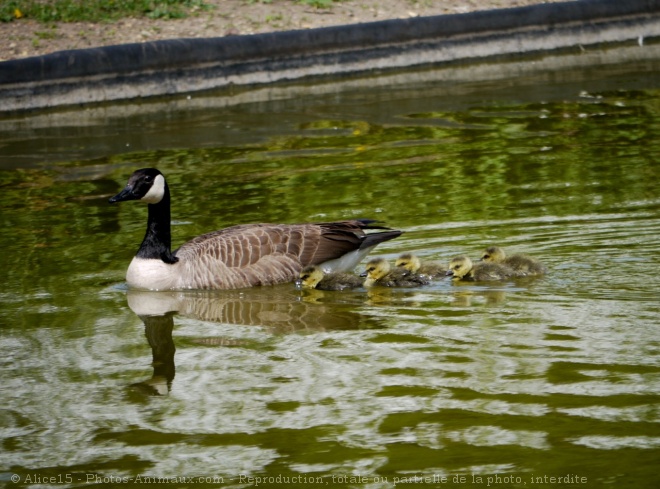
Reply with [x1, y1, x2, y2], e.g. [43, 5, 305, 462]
[362, 257, 430, 288]
[446, 255, 513, 282]
[480, 246, 546, 276]
[109, 168, 402, 290]
[296, 265, 364, 291]
[395, 252, 446, 279]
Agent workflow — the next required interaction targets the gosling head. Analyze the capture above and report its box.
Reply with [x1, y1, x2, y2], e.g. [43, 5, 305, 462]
[480, 246, 506, 264]
[296, 265, 325, 289]
[446, 255, 473, 279]
[363, 257, 391, 287]
[109, 168, 167, 205]
[395, 253, 422, 273]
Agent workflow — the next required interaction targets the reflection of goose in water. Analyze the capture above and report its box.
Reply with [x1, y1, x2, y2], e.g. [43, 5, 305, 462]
[480, 246, 547, 277]
[296, 265, 364, 291]
[362, 257, 430, 288]
[129, 312, 176, 396]
[126, 287, 383, 333]
[109, 168, 402, 290]
[125, 287, 385, 393]
[446, 255, 513, 282]
[395, 253, 446, 279]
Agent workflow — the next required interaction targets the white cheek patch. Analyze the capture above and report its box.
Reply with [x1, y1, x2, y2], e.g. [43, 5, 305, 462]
[142, 174, 165, 203]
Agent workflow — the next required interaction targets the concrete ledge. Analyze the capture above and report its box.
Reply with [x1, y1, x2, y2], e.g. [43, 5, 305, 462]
[1, 0, 660, 112]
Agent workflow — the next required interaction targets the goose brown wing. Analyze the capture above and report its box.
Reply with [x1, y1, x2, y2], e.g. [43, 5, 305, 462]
[309, 220, 395, 264]
[177, 221, 398, 266]
[173, 221, 400, 289]
[311, 221, 403, 267]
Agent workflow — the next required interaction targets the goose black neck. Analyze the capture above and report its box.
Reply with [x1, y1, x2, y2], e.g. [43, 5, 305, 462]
[136, 185, 179, 264]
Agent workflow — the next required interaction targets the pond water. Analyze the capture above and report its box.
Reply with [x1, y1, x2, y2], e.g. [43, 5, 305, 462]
[1, 46, 660, 488]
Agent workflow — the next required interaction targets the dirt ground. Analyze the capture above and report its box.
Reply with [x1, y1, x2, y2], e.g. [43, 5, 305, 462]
[0, 0, 561, 62]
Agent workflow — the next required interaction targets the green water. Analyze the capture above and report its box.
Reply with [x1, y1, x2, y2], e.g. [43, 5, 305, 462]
[1, 49, 660, 488]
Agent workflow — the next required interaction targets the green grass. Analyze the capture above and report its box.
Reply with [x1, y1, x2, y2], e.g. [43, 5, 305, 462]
[299, 0, 337, 7]
[249, 0, 338, 6]
[1, 0, 344, 23]
[1, 0, 211, 23]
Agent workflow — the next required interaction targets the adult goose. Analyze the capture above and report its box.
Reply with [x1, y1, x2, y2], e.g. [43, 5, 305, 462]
[109, 168, 402, 290]
[480, 246, 547, 277]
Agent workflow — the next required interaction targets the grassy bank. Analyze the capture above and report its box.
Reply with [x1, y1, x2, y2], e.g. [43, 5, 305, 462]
[1, 0, 211, 22]
[0, 0, 337, 23]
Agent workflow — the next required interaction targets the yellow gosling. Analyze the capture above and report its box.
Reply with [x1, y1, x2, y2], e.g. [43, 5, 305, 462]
[363, 257, 430, 288]
[480, 246, 546, 277]
[446, 255, 513, 282]
[395, 253, 446, 279]
[297, 265, 363, 291]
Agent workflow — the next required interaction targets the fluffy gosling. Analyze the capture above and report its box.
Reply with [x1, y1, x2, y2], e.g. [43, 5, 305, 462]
[363, 257, 430, 288]
[480, 246, 546, 277]
[297, 265, 364, 291]
[395, 253, 446, 279]
[446, 255, 513, 282]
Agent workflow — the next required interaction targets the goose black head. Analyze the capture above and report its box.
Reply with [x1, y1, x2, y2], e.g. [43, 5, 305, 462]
[109, 168, 167, 204]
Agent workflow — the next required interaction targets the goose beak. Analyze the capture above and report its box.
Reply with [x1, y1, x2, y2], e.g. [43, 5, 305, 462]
[294, 279, 303, 290]
[109, 185, 138, 204]
[359, 271, 367, 278]
[445, 270, 454, 277]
